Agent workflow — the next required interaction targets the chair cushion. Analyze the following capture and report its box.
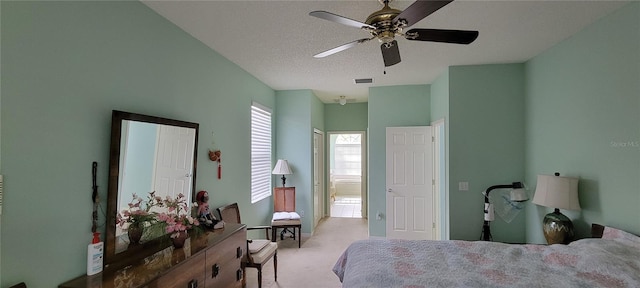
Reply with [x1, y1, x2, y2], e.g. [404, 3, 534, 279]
[248, 239, 270, 253]
[250, 241, 277, 263]
[272, 211, 301, 221]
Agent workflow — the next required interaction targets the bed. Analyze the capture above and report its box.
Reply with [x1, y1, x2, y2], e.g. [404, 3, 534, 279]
[333, 224, 640, 287]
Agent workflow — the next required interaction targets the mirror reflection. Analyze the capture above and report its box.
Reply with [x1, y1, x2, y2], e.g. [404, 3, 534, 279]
[105, 111, 199, 266]
[115, 120, 196, 250]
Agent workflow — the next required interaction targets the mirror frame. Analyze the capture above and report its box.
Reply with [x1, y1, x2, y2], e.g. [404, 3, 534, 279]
[104, 110, 199, 268]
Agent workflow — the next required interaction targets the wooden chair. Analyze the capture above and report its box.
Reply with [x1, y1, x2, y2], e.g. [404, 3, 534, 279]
[217, 203, 277, 288]
[271, 187, 302, 248]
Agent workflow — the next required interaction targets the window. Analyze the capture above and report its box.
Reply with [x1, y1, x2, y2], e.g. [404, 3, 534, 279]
[251, 102, 272, 203]
[334, 134, 362, 176]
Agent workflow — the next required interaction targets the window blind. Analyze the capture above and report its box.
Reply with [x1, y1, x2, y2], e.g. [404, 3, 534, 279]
[251, 103, 272, 203]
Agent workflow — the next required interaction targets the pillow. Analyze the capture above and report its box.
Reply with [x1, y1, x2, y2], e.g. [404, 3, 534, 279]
[272, 211, 301, 221]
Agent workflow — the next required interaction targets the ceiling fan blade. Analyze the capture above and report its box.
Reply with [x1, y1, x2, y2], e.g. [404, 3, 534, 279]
[309, 11, 376, 30]
[393, 0, 453, 28]
[405, 28, 479, 44]
[381, 40, 401, 67]
[314, 38, 372, 58]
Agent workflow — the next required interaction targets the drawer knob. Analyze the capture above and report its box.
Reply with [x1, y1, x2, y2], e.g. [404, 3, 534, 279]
[212, 264, 220, 278]
[237, 269, 243, 281]
[236, 246, 243, 258]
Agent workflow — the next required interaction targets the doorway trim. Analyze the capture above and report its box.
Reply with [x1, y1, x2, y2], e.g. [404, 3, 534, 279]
[313, 129, 325, 228]
[431, 119, 448, 240]
[326, 131, 367, 219]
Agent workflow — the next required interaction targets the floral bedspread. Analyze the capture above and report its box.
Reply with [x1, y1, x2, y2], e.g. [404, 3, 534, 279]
[333, 228, 640, 288]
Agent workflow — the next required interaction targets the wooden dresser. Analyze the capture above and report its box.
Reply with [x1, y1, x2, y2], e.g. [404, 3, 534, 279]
[60, 223, 246, 288]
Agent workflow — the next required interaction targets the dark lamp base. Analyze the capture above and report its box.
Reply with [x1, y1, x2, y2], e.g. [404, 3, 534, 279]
[542, 209, 575, 244]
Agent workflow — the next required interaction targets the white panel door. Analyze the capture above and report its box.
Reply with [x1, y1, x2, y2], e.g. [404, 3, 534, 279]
[153, 125, 196, 201]
[386, 126, 434, 240]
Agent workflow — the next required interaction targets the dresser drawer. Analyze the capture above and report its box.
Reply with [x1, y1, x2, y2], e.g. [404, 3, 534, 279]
[205, 229, 246, 287]
[155, 252, 206, 288]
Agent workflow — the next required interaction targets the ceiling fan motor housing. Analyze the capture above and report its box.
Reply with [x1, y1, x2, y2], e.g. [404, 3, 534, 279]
[365, 4, 402, 43]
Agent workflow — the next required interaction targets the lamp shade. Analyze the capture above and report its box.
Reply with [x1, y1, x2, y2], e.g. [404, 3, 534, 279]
[272, 159, 293, 175]
[532, 174, 580, 211]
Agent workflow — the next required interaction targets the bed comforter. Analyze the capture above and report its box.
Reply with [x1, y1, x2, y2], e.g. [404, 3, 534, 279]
[333, 229, 640, 287]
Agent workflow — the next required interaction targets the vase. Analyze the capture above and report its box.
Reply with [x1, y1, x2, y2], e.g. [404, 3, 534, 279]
[128, 223, 144, 245]
[172, 231, 189, 249]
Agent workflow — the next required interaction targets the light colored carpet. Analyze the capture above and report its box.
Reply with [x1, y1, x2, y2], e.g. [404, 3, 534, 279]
[244, 217, 369, 288]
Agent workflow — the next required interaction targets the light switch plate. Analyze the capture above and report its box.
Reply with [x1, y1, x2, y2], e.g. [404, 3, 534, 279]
[458, 181, 469, 191]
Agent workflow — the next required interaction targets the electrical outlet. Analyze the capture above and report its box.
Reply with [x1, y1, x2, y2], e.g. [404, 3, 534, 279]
[459, 181, 469, 191]
[376, 211, 383, 220]
[300, 210, 304, 218]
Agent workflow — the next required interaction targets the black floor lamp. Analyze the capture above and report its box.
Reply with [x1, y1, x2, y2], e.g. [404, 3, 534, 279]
[480, 182, 528, 241]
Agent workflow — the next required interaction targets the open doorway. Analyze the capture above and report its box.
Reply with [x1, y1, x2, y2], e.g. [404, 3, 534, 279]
[328, 132, 366, 218]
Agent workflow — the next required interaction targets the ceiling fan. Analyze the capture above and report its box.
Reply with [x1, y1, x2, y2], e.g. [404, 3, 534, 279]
[309, 0, 479, 67]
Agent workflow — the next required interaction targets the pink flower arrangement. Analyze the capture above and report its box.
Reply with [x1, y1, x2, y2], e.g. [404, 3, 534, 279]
[155, 193, 200, 238]
[117, 192, 162, 228]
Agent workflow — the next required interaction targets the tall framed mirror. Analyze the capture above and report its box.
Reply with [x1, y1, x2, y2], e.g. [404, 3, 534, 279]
[105, 110, 199, 268]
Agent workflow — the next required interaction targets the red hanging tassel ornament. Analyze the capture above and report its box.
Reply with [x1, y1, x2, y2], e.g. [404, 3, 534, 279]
[208, 150, 222, 179]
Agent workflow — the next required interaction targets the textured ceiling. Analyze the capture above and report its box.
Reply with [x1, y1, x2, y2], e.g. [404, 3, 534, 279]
[142, 0, 626, 103]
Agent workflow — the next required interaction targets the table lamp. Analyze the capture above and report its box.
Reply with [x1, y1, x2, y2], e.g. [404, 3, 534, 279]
[532, 172, 580, 244]
[272, 159, 293, 187]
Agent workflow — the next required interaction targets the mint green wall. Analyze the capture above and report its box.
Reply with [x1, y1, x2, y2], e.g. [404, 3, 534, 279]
[324, 103, 368, 131]
[431, 72, 450, 123]
[368, 85, 430, 236]
[274, 89, 321, 233]
[448, 64, 526, 242]
[430, 71, 450, 239]
[524, 2, 640, 242]
[1, 2, 275, 286]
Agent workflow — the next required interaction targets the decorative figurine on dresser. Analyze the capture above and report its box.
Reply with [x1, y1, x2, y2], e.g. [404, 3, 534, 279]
[196, 190, 224, 229]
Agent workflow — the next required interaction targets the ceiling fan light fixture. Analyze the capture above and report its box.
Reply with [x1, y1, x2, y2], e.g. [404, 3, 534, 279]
[378, 31, 396, 43]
